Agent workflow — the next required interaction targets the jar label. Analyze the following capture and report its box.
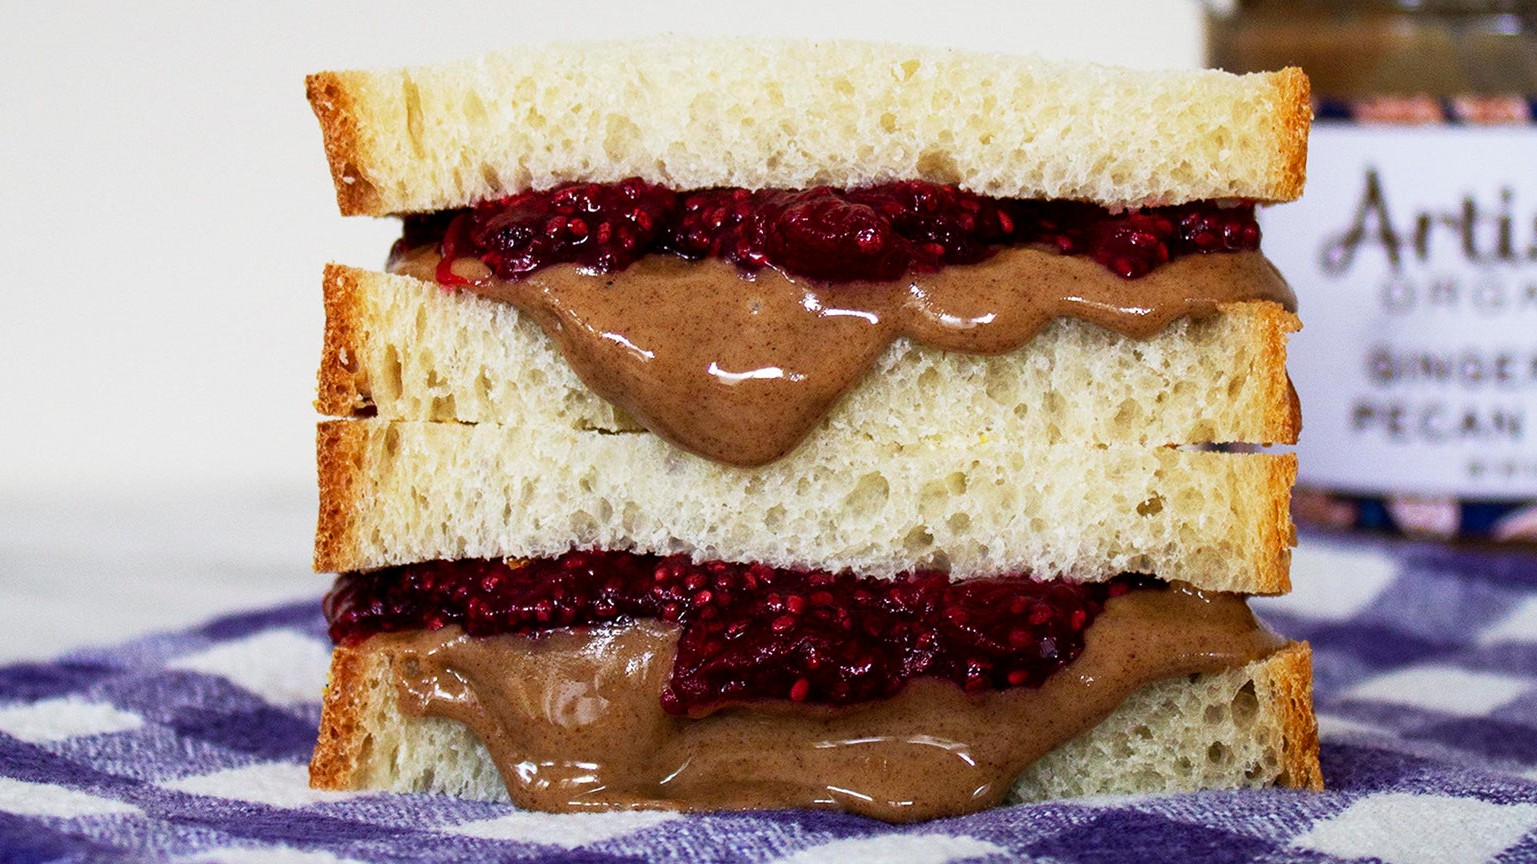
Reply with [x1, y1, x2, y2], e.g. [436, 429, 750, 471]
[1266, 103, 1537, 500]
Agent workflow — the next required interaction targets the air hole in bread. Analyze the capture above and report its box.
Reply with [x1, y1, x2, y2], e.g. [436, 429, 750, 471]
[844, 473, 890, 517]
[922, 549, 952, 571]
[571, 510, 599, 540]
[1113, 398, 1143, 436]
[380, 346, 404, 403]
[903, 525, 934, 552]
[1044, 391, 1066, 417]
[1227, 370, 1251, 399]
[402, 77, 427, 159]
[1231, 682, 1260, 725]
[764, 505, 786, 532]
[604, 116, 641, 161]
[462, 90, 487, 124]
[916, 148, 961, 184]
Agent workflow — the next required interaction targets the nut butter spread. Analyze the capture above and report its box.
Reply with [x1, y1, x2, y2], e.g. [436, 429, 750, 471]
[391, 249, 1294, 465]
[381, 584, 1284, 822]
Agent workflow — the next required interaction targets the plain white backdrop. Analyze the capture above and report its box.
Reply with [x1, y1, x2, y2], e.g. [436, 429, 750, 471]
[2, 0, 1203, 498]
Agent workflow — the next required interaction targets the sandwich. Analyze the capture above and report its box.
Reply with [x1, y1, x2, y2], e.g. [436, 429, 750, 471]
[302, 37, 1321, 822]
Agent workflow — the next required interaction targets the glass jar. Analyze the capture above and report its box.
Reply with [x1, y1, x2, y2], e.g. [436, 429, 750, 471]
[1211, 1, 1537, 96]
[1208, 0, 1537, 541]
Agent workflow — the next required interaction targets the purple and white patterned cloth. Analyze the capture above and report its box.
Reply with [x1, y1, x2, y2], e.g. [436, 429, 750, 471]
[5, 530, 1537, 863]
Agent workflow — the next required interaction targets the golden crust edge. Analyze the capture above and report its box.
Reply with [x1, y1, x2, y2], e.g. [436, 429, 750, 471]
[1267, 641, 1324, 791]
[306, 71, 382, 217]
[1250, 301, 1302, 445]
[1266, 67, 1313, 203]
[1254, 451, 1298, 597]
[309, 642, 374, 790]
[314, 419, 365, 574]
[317, 264, 371, 418]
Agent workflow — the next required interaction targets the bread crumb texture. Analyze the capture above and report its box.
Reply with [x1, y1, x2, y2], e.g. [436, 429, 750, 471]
[1014, 642, 1321, 798]
[307, 38, 1309, 215]
[314, 418, 1293, 594]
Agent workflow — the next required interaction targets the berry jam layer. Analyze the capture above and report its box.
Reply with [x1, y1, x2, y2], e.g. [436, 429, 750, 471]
[320, 563, 1286, 821]
[392, 179, 1263, 283]
[325, 552, 1149, 715]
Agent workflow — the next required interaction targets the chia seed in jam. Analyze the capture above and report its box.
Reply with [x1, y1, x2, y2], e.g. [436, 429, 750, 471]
[391, 179, 1261, 284]
[323, 551, 1152, 715]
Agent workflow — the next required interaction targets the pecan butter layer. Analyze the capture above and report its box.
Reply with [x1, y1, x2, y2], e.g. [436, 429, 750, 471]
[381, 584, 1283, 822]
[391, 249, 1294, 466]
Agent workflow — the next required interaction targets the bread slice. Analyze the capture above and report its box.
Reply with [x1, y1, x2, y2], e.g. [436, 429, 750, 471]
[306, 37, 1310, 217]
[318, 265, 1301, 449]
[1014, 642, 1321, 800]
[309, 638, 1321, 802]
[316, 418, 1294, 593]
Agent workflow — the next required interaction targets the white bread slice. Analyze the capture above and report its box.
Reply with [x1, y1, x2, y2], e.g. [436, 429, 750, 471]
[318, 265, 1301, 449]
[309, 639, 1321, 802]
[316, 419, 1295, 594]
[305, 38, 1310, 217]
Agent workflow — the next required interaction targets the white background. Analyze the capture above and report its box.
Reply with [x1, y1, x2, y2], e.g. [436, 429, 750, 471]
[1, 1, 1203, 658]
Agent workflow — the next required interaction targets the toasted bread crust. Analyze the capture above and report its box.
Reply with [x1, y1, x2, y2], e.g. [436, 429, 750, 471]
[306, 72, 381, 217]
[1271, 641, 1324, 790]
[309, 641, 371, 790]
[1254, 296, 1303, 445]
[1257, 453, 1298, 595]
[309, 638, 1321, 800]
[1268, 68, 1313, 204]
[317, 263, 369, 417]
[314, 420, 366, 573]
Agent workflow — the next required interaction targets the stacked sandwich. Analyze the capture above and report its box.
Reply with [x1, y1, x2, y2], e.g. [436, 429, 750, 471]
[304, 38, 1321, 822]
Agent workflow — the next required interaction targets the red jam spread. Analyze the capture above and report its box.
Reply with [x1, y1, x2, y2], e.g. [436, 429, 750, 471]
[323, 551, 1150, 716]
[392, 179, 1262, 283]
